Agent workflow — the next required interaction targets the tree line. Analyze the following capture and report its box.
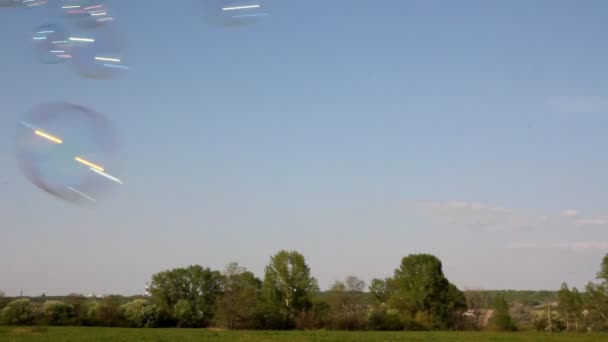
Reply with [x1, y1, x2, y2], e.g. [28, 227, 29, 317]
[1, 250, 608, 332]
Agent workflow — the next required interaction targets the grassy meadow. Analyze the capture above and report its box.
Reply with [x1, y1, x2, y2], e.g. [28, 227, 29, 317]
[0, 327, 606, 342]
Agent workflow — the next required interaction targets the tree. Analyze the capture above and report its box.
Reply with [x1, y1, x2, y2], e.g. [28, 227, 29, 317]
[41, 300, 73, 325]
[327, 276, 368, 330]
[557, 283, 576, 331]
[369, 278, 390, 304]
[386, 254, 466, 329]
[173, 299, 200, 328]
[215, 262, 264, 329]
[571, 287, 583, 331]
[583, 253, 608, 331]
[97, 296, 128, 327]
[0, 298, 37, 325]
[149, 265, 223, 327]
[597, 254, 608, 282]
[488, 296, 517, 331]
[262, 250, 319, 328]
[121, 299, 160, 328]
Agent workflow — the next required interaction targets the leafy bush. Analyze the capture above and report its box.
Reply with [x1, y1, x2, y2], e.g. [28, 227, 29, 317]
[121, 299, 160, 328]
[367, 306, 403, 331]
[173, 300, 200, 328]
[0, 299, 38, 325]
[41, 300, 73, 325]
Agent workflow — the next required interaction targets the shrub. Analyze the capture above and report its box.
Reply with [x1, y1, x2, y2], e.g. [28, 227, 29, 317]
[121, 299, 160, 328]
[41, 300, 73, 325]
[367, 305, 403, 331]
[0, 299, 38, 325]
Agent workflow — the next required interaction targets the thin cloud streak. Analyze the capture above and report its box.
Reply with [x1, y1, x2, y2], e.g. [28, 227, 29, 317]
[508, 242, 608, 251]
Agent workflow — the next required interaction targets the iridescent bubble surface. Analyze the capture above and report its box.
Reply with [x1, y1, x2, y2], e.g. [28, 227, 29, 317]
[32, 24, 73, 64]
[15, 102, 121, 204]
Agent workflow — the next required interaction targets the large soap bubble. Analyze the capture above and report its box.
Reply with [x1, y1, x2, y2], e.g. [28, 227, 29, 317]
[203, 0, 270, 27]
[15, 102, 122, 204]
[32, 24, 73, 64]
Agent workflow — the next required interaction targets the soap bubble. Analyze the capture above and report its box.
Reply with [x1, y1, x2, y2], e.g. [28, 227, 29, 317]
[69, 27, 128, 79]
[21, 0, 48, 7]
[202, 0, 270, 27]
[32, 24, 73, 64]
[0, 0, 47, 8]
[56, 0, 113, 27]
[15, 102, 122, 204]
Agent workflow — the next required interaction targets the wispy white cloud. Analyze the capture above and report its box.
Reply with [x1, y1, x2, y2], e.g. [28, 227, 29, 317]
[562, 209, 579, 218]
[404, 201, 545, 231]
[508, 242, 608, 251]
[550, 96, 608, 114]
[575, 218, 608, 226]
[404, 201, 608, 232]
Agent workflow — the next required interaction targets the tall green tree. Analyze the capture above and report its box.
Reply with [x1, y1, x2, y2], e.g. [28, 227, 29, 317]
[558, 283, 573, 331]
[215, 262, 263, 329]
[583, 253, 608, 331]
[262, 250, 319, 327]
[149, 265, 222, 327]
[386, 254, 466, 329]
[571, 287, 583, 331]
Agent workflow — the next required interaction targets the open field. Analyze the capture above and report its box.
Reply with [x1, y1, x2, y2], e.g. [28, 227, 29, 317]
[0, 327, 607, 342]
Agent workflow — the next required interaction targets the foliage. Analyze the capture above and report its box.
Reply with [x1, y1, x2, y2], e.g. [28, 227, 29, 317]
[97, 296, 129, 327]
[369, 278, 389, 304]
[385, 254, 467, 329]
[215, 262, 264, 329]
[262, 250, 319, 328]
[121, 299, 160, 328]
[0, 299, 37, 325]
[327, 276, 368, 330]
[367, 305, 403, 331]
[488, 296, 517, 332]
[149, 265, 222, 327]
[40, 300, 73, 325]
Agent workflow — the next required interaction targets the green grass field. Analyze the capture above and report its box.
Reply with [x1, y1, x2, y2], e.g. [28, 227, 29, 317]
[0, 327, 606, 342]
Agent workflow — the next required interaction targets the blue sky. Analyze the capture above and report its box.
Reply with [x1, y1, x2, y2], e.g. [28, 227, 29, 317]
[1, 0, 608, 296]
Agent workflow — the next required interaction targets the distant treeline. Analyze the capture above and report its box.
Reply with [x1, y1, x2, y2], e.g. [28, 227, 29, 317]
[1, 251, 607, 333]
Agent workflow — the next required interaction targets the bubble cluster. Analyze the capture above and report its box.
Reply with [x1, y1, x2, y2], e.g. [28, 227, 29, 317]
[27, 0, 128, 79]
[15, 102, 121, 204]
